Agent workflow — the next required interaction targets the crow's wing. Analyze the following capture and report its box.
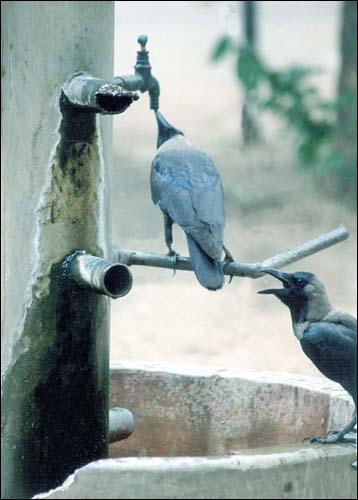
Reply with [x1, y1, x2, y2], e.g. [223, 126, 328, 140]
[151, 139, 224, 259]
[323, 309, 358, 332]
[301, 322, 357, 402]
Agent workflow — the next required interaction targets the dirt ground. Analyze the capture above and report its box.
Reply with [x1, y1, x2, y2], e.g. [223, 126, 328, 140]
[110, 138, 357, 378]
[110, 1, 357, 379]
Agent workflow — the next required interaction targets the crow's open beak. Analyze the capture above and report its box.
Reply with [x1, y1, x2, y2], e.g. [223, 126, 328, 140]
[257, 268, 295, 296]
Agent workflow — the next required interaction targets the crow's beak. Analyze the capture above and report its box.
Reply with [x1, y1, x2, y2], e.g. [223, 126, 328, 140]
[257, 268, 295, 296]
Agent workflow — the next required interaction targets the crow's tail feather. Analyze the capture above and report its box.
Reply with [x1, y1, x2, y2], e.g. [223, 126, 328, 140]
[186, 233, 224, 291]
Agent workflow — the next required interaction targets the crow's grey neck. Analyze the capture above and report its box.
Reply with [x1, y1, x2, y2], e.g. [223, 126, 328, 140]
[157, 131, 184, 149]
[290, 294, 333, 340]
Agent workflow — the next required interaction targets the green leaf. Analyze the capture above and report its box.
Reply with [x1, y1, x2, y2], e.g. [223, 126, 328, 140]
[210, 35, 234, 62]
[236, 44, 266, 90]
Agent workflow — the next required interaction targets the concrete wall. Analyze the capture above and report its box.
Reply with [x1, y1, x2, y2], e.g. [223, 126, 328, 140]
[108, 362, 354, 458]
[33, 448, 358, 500]
[34, 364, 357, 500]
[1, 2, 114, 498]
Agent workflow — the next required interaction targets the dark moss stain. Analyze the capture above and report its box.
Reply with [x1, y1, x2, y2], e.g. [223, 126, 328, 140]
[1, 255, 109, 499]
[48, 92, 99, 227]
[284, 480, 293, 493]
[59, 92, 96, 158]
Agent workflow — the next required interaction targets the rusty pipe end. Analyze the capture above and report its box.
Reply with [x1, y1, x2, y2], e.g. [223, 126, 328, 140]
[63, 72, 139, 115]
[102, 262, 133, 298]
[109, 407, 135, 443]
[65, 251, 133, 299]
[95, 84, 139, 114]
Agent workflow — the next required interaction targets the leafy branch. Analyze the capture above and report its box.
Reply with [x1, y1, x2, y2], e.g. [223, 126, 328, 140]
[211, 34, 357, 206]
[211, 35, 337, 165]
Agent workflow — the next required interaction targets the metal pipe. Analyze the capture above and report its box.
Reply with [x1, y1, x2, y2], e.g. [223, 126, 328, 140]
[109, 407, 135, 443]
[258, 225, 350, 270]
[114, 74, 143, 92]
[63, 72, 139, 115]
[112, 225, 350, 279]
[65, 250, 133, 299]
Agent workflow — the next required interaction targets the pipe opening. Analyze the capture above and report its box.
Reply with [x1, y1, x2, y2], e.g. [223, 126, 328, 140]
[95, 94, 137, 114]
[104, 264, 133, 298]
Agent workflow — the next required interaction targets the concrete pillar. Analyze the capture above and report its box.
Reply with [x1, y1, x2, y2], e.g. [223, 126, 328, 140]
[1, 2, 115, 498]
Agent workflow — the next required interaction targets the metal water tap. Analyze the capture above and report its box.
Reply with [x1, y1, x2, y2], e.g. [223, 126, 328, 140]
[114, 35, 160, 110]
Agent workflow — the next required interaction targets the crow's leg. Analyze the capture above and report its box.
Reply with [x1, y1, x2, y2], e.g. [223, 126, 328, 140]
[163, 213, 179, 274]
[306, 411, 357, 444]
[223, 245, 234, 262]
[223, 244, 235, 284]
[163, 212, 174, 253]
[325, 412, 357, 438]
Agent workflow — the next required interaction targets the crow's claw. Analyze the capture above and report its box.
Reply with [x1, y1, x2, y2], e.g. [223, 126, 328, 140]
[222, 245, 235, 284]
[304, 430, 357, 445]
[167, 250, 179, 276]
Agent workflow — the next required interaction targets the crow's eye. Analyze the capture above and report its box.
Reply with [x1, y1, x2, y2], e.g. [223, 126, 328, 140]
[295, 278, 307, 288]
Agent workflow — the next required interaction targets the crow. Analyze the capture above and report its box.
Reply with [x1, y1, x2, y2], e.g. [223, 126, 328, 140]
[258, 268, 357, 449]
[151, 111, 233, 290]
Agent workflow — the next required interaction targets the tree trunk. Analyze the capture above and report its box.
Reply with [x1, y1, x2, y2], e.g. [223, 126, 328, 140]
[241, 1, 260, 145]
[334, 1, 357, 203]
[336, 1, 357, 141]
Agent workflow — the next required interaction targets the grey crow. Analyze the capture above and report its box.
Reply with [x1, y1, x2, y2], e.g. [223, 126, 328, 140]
[258, 268, 357, 447]
[151, 111, 233, 290]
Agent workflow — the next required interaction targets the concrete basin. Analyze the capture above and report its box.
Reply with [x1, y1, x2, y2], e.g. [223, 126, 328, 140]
[35, 362, 357, 499]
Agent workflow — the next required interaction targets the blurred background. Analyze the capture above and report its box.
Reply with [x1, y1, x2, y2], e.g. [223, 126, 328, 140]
[111, 1, 357, 377]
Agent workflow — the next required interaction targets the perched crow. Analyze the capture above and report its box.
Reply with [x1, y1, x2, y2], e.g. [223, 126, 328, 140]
[151, 111, 232, 290]
[258, 268, 357, 448]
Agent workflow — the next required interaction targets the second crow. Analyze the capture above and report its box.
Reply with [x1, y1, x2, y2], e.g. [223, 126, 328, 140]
[258, 268, 357, 445]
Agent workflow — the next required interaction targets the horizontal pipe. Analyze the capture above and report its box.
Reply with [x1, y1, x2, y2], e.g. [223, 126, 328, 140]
[63, 72, 139, 114]
[112, 225, 350, 279]
[114, 75, 143, 92]
[114, 74, 160, 111]
[109, 407, 135, 443]
[66, 251, 133, 299]
[259, 225, 350, 270]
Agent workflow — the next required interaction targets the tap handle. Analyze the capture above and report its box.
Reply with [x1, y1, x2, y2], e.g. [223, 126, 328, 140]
[138, 35, 148, 51]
